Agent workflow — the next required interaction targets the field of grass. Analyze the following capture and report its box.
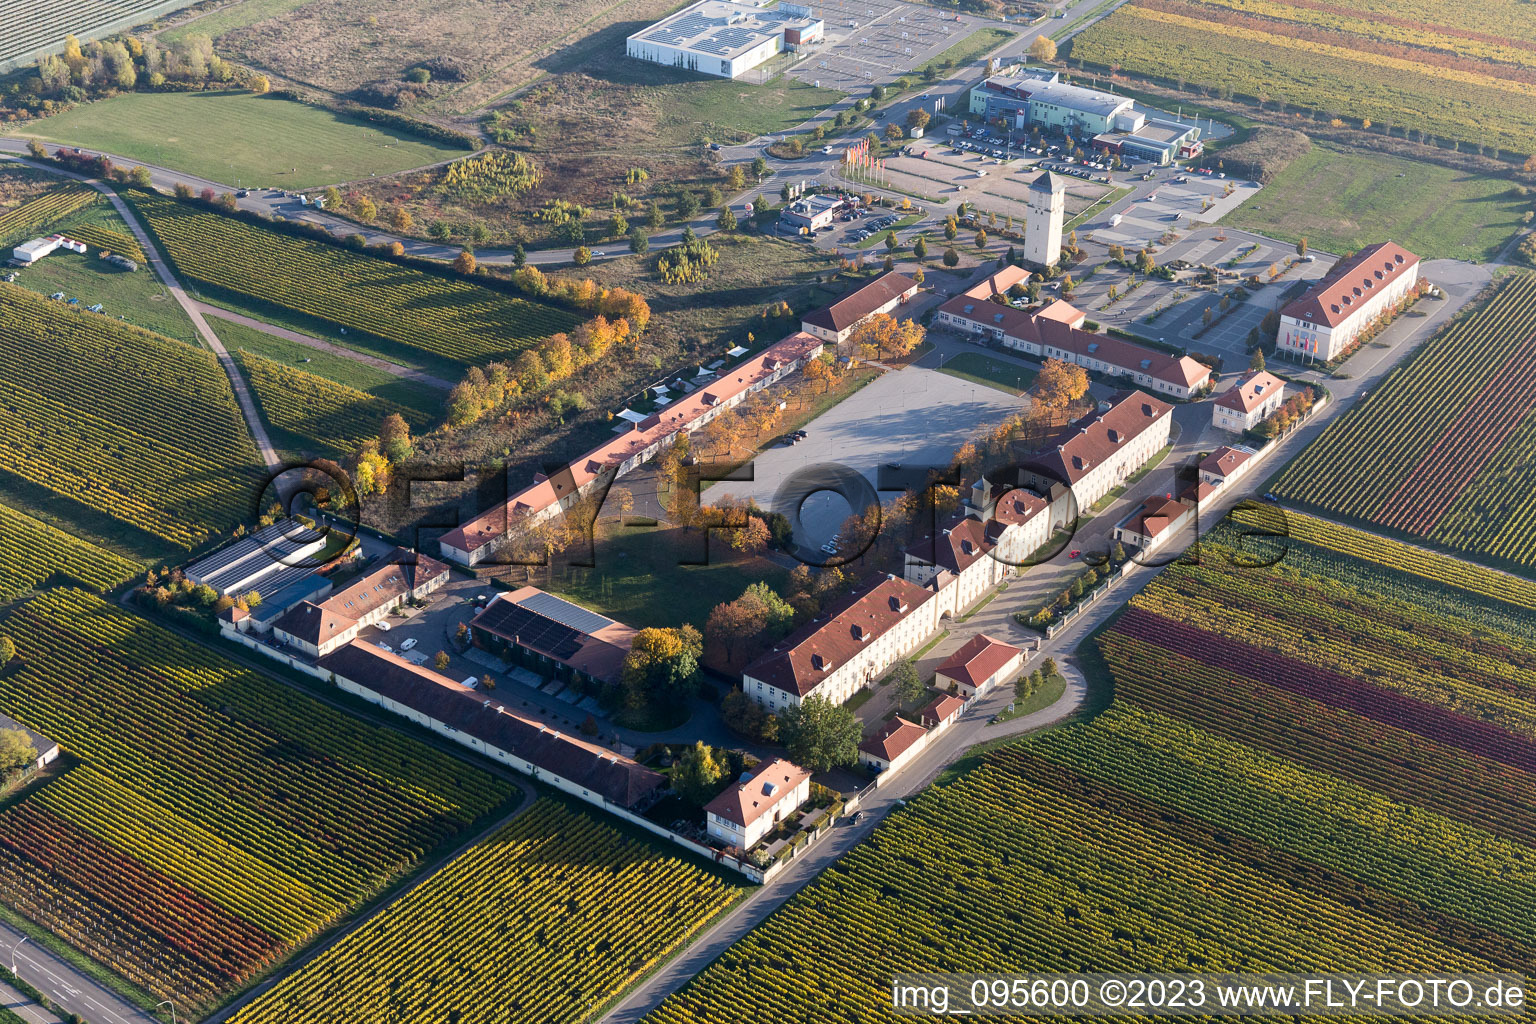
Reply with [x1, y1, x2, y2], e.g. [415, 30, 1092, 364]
[0, 282, 261, 554]
[644, 509, 1536, 1023]
[1221, 142, 1530, 262]
[1273, 271, 1536, 572]
[17, 91, 464, 189]
[207, 314, 443, 413]
[1068, 0, 1536, 155]
[160, 0, 310, 44]
[5, 206, 197, 344]
[233, 348, 435, 459]
[658, 73, 846, 147]
[0, 588, 518, 1013]
[231, 798, 740, 1024]
[936, 351, 1036, 394]
[131, 192, 579, 371]
[546, 521, 793, 631]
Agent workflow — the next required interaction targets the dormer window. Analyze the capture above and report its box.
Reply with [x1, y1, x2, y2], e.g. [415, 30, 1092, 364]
[851, 624, 866, 641]
[811, 653, 825, 670]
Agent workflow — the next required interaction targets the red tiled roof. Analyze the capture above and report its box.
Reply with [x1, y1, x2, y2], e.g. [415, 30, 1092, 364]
[936, 633, 1023, 688]
[919, 693, 966, 726]
[744, 574, 937, 697]
[1121, 495, 1190, 539]
[1199, 445, 1253, 479]
[1026, 390, 1173, 486]
[1281, 241, 1420, 328]
[704, 758, 810, 828]
[859, 717, 926, 762]
[317, 642, 663, 808]
[443, 332, 823, 557]
[906, 516, 992, 574]
[801, 272, 917, 333]
[1214, 370, 1285, 412]
[275, 548, 448, 646]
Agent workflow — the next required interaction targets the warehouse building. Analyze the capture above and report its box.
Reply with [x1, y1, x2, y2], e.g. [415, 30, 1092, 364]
[626, 0, 823, 79]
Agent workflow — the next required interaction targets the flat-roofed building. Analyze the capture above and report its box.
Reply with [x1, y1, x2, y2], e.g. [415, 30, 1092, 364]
[185, 517, 327, 597]
[705, 758, 811, 850]
[626, 0, 823, 79]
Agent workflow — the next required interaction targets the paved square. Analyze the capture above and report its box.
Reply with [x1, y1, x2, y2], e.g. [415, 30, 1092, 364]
[705, 365, 1020, 545]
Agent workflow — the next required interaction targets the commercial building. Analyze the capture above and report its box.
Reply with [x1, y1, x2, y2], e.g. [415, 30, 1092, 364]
[317, 642, 664, 810]
[779, 194, 844, 234]
[1091, 119, 1203, 165]
[704, 758, 811, 850]
[269, 548, 450, 659]
[933, 634, 1025, 699]
[934, 272, 1210, 398]
[799, 271, 920, 346]
[185, 517, 328, 598]
[969, 70, 1137, 137]
[743, 574, 940, 711]
[440, 331, 823, 566]
[1018, 390, 1175, 527]
[1212, 370, 1286, 432]
[1279, 242, 1421, 363]
[626, 0, 823, 79]
[1113, 494, 1195, 556]
[470, 587, 637, 690]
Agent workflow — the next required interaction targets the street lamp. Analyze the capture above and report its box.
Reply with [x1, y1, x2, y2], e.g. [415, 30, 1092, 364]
[9, 936, 26, 973]
[156, 999, 178, 1024]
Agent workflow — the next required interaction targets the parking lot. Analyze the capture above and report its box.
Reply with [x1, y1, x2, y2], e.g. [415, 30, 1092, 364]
[789, 1, 995, 91]
[702, 363, 1021, 552]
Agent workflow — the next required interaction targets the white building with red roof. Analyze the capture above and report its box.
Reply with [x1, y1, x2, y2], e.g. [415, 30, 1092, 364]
[742, 573, 940, 711]
[439, 331, 823, 566]
[1113, 494, 1195, 555]
[799, 271, 920, 346]
[704, 758, 811, 851]
[935, 281, 1209, 399]
[1198, 445, 1257, 489]
[1212, 370, 1286, 432]
[858, 716, 927, 774]
[1279, 242, 1421, 362]
[934, 633, 1025, 698]
[1019, 390, 1174, 527]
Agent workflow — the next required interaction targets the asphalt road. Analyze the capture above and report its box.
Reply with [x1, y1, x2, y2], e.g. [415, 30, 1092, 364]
[0, 926, 154, 1024]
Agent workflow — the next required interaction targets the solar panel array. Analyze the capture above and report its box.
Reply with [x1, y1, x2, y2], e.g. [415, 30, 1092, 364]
[519, 591, 616, 636]
[475, 601, 589, 661]
[642, 10, 718, 45]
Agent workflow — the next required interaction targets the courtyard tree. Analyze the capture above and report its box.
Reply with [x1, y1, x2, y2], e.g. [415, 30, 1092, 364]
[943, 247, 960, 267]
[889, 661, 925, 707]
[1032, 358, 1089, 409]
[673, 742, 725, 805]
[781, 696, 862, 772]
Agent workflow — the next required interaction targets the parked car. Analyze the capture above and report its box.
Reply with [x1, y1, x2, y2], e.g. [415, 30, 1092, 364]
[400, 638, 418, 651]
[708, 142, 721, 151]
[376, 642, 393, 653]
[376, 621, 391, 632]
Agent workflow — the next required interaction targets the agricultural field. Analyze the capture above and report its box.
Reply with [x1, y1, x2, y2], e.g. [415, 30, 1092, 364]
[18, 91, 465, 190]
[1220, 141, 1534, 263]
[1273, 271, 1536, 571]
[0, 282, 262, 554]
[0, 588, 518, 1012]
[644, 508, 1536, 1024]
[0, 182, 99, 244]
[232, 798, 739, 1024]
[1068, 0, 1536, 155]
[0, 503, 141, 603]
[5, 204, 196, 344]
[207, 314, 443, 414]
[0, 0, 199, 71]
[130, 192, 580, 371]
[233, 348, 434, 458]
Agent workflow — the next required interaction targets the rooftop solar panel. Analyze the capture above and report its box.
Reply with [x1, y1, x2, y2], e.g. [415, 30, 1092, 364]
[518, 591, 616, 635]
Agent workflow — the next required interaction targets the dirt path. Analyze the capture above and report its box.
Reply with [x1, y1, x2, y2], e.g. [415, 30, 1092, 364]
[194, 303, 457, 391]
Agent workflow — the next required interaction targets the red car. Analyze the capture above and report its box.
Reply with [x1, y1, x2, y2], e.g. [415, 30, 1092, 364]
[1070, 549, 1081, 559]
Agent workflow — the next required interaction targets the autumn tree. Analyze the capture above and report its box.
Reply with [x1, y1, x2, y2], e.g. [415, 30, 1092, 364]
[355, 195, 378, 222]
[1028, 35, 1057, 62]
[454, 248, 477, 275]
[390, 205, 412, 231]
[0, 636, 12, 669]
[623, 626, 704, 701]
[1032, 358, 1089, 409]
[906, 108, 931, 131]
[943, 247, 960, 267]
[673, 742, 725, 805]
[0, 730, 35, 778]
[378, 412, 413, 462]
[1296, 237, 1308, 257]
[913, 236, 928, 261]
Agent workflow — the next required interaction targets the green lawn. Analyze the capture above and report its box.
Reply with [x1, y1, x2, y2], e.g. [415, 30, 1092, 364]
[4, 208, 197, 345]
[660, 73, 846, 146]
[937, 351, 1035, 394]
[545, 522, 791, 631]
[915, 27, 1015, 77]
[994, 670, 1067, 722]
[1220, 142, 1530, 263]
[16, 92, 465, 190]
[160, 0, 310, 44]
[206, 314, 444, 415]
